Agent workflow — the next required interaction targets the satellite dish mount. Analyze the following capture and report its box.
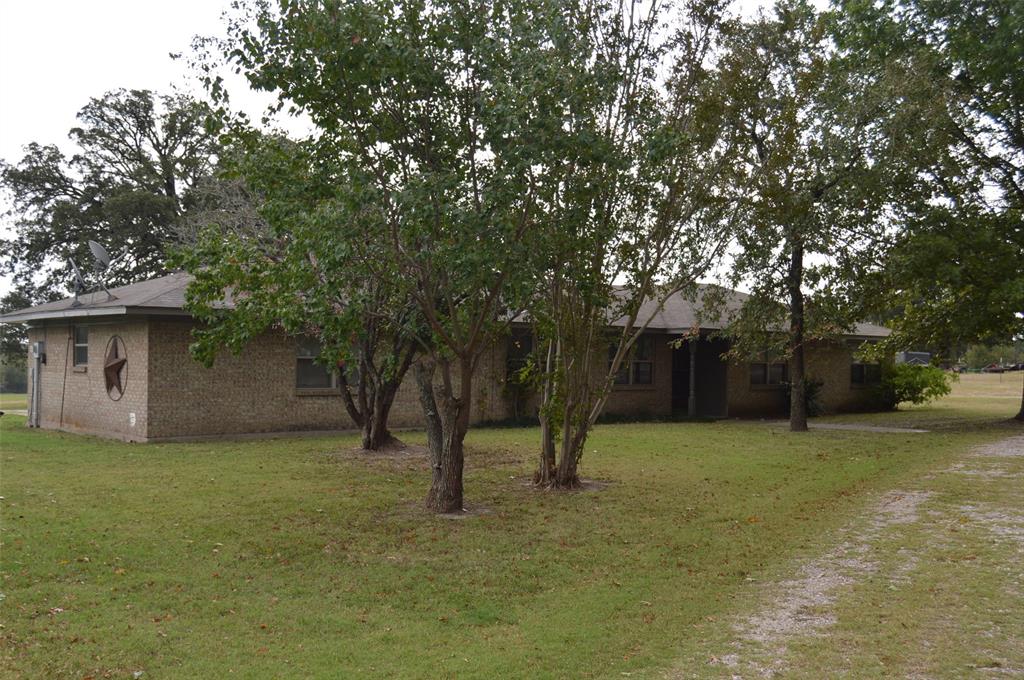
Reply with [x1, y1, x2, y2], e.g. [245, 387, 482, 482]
[69, 240, 118, 307]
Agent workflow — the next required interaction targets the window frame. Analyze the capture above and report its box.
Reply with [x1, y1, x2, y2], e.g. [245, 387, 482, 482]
[610, 335, 655, 387]
[749, 359, 788, 388]
[72, 325, 89, 367]
[506, 328, 534, 383]
[850, 360, 882, 387]
[295, 338, 340, 393]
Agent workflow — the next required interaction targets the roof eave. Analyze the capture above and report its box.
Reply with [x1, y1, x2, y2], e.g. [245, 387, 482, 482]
[0, 306, 193, 324]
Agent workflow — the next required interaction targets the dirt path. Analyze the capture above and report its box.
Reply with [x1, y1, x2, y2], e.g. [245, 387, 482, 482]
[664, 433, 1024, 679]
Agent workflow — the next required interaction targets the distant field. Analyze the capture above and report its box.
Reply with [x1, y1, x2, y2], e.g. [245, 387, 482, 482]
[818, 370, 1022, 430]
[951, 370, 1023, 399]
[0, 392, 27, 410]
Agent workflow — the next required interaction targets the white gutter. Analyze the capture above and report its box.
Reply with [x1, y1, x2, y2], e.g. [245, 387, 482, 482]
[0, 306, 193, 323]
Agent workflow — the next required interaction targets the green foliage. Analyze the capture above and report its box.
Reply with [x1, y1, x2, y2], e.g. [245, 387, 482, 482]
[963, 343, 1024, 370]
[523, 0, 737, 482]
[876, 364, 954, 410]
[842, 0, 1024, 374]
[0, 90, 218, 298]
[784, 377, 825, 418]
[1, 352, 27, 393]
[171, 132, 423, 448]
[714, 0, 925, 429]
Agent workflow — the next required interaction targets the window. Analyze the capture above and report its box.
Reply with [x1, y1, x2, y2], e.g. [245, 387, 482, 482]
[296, 339, 338, 390]
[611, 336, 654, 386]
[73, 326, 88, 366]
[851, 361, 881, 386]
[506, 329, 534, 381]
[750, 359, 788, 386]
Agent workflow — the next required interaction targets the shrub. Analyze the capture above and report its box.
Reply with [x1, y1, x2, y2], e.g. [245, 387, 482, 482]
[876, 364, 954, 410]
[784, 377, 825, 417]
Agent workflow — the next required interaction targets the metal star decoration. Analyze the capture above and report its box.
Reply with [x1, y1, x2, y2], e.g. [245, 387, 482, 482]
[104, 337, 127, 400]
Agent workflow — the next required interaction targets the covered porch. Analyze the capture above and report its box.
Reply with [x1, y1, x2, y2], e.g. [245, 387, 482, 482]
[670, 334, 729, 418]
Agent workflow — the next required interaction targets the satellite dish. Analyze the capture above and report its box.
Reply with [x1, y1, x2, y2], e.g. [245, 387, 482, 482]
[88, 240, 111, 270]
[69, 258, 87, 307]
[69, 259, 86, 290]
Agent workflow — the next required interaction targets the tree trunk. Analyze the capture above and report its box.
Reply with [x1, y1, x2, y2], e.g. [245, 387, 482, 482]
[536, 339, 557, 484]
[425, 358, 471, 513]
[1016, 371, 1024, 421]
[414, 360, 443, 458]
[362, 387, 400, 450]
[788, 240, 808, 432]
[340, 344, 416, 452]
[554, 425, 586, 488]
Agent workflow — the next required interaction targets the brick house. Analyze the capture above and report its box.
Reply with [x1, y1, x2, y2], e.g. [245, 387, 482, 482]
[1, 273, 890, 442]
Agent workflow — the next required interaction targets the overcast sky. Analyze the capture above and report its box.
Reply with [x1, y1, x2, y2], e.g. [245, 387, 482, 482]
[0, 0, 232, 164]
[0, 0, 772, 294]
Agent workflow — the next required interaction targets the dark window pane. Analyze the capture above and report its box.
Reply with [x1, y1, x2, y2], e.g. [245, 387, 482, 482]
[634, 336, 652, 361]
[296, 337, 321, 359]
[633, 361, 653, 385]
[769, 363, 787, 385]
[74, 345, 89, 366]
[74, 326, 88, 345]
[865, 364, 881, 384]
[507, 330, 533, 380]
[750, 363, 767, 385]
[851, 363, 865, 384]
[508, 330, 533, 361]
[613, 364, 630, 385]
[297, 358, 334, 388]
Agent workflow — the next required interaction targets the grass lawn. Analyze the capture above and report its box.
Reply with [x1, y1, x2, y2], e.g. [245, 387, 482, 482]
[0, 393, 26, 411]
[0, 375, 1021, 678]
[816, 370, 1023, 430]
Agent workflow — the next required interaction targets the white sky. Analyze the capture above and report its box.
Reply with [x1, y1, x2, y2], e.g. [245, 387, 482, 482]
[1, 1, 218, 166]
[0, 0, 773, 296]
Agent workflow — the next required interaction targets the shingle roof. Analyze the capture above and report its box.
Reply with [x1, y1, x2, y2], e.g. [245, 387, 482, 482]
[624, 284, 749, 332]
[0, 273, 889, 339]
[619, 285, 888, 338]
[0, 272, 194, 322]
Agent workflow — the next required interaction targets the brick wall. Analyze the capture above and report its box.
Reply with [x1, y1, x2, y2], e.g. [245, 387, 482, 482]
[145, 319, 521, 439]
[603, 333, 674, 419]
[725, 360, 788, 418]
[26, 315, 884, 441]
[27, 318, 150, 441]
[806, 340, 880, 413]
[726, 340, 881, 417]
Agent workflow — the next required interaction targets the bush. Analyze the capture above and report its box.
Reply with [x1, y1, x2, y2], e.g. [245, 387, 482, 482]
[876, 364, 954, 410]
[784, 377, 825, 417]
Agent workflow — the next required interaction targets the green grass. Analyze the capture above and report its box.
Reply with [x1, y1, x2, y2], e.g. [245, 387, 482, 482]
[0, 393, 26, 410]
[771, 444, 1024, 679]
[816, 371, 1023, 431]
[0, 378, 1021, 679]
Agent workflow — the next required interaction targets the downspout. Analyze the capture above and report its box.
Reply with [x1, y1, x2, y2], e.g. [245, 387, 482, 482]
[29, 340, 42, 427]
[58, 328, 72, 429]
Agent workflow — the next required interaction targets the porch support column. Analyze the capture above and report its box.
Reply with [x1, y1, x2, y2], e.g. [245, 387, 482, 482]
[688, 336, 698, 418]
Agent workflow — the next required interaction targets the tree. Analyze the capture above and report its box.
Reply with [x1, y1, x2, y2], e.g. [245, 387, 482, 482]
[963, 343, 1024, 371]
[0, 89, 218, 298]
[838, 0, 1024, 420]
[716, 0, 921, 431]
[0, 283, 51, 394]
[212, 0, 577, 512]
[176, 134, 425, 452]
[525, 0, 736, 487]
